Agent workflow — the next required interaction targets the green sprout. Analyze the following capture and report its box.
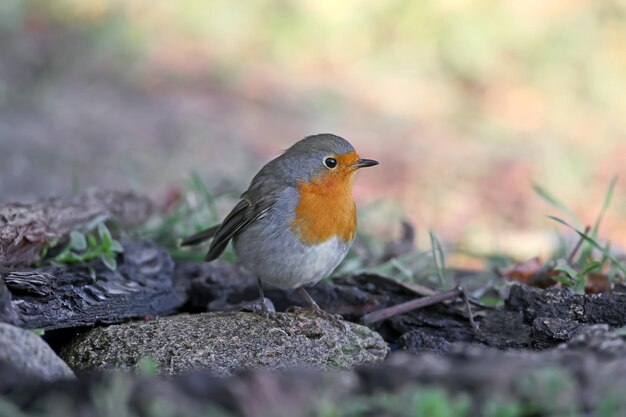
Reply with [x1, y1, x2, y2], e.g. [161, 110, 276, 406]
[45, 223, 124, 274]
[534, 175, 624, 293]
[430, 230, 449, 289]
[136, 172, 233, 261]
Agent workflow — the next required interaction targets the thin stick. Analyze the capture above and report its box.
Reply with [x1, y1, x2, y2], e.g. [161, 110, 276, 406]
[459, 286, 478, 334]
[361, 287, 462, 325]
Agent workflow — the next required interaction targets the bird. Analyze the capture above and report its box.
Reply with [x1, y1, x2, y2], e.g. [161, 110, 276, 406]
[181, 133, 378, 315]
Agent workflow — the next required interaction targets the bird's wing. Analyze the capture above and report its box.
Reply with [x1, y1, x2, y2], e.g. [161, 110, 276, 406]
[180, 225, 221, 247]
[203, 197, 273, 261]
[203, 175, 281, 261]
[179, 162, 284, 260]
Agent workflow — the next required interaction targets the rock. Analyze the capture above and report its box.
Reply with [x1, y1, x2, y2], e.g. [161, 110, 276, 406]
[530, 317, 583, 347]
[60, 311, 389, 375]
[0, 323, 74, 381]
[1, 240, 185, 330]
[506, 285, 626, 326]
[562, 324, 626, 358]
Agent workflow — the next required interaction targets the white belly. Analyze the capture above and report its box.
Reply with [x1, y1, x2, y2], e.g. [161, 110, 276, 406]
[234, 233, 352, 289]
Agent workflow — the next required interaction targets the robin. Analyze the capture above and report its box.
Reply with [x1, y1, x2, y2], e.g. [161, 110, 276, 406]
[181, 133, 378, 315]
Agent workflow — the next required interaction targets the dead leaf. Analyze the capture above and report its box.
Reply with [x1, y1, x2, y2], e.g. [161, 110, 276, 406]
[499, 257, 555, 288]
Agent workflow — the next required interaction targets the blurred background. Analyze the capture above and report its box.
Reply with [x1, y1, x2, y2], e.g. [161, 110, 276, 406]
[1, 0, 626, 264]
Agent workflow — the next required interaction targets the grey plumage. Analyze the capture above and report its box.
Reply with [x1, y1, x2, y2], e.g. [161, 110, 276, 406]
[180, 133, 370, 291]
[181, 133, 354, 262]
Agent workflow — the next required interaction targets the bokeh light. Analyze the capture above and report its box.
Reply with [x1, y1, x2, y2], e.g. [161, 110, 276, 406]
[2, 0, 625, 264]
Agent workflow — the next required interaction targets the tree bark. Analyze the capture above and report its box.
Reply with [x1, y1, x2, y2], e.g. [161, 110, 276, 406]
[0, 240, 184, 330]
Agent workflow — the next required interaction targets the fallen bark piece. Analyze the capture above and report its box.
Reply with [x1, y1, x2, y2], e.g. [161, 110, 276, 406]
[60, 311, 389, 375]
[0, 189, 152, 267]
[0, 323, 75, 381]
[0, 240, 184, 330]
[0, 277, 18, 325]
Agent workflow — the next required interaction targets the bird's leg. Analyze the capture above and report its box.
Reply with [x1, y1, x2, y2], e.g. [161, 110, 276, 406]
[297, 287, 347, 330]
[239, 277, 275, 318]
[256, 279, 300, 333]
[256, 277, 272, 315]
[298, 287, 323, 313]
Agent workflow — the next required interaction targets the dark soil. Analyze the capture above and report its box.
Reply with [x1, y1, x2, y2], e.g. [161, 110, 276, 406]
[2, 224, 626, 416]
[3, 325, 626, 416]
[177, 260, 626, 352]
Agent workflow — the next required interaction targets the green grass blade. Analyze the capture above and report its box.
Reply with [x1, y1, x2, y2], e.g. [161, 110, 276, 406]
[532, 182, 578, 222]
[553, 259, 577, 278]
[579, 260, 601, 276]
[389, 258, 414, 281]
[547, 215, 626, 276]
[578, 176, 618, 265]
[599, 241, 612, 270]
[190, 171, 219, 223]
[576, 260, 601, 294]
[591, 175, 618, 239]
[429, 230, 448, 288]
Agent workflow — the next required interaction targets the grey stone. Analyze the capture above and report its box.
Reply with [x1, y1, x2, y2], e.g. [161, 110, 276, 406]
[0, 323, 75, 381]
[60, 312, 388, 376]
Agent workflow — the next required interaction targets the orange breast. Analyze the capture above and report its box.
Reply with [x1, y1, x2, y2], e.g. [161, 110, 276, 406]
[291, 155, 359, 245]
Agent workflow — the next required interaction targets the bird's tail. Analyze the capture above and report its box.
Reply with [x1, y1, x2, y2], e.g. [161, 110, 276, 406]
[180, 225, 220, 246]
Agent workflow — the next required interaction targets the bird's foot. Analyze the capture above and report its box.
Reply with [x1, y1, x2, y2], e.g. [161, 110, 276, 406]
[288, 304, 349, 332]
[235, 298, 298, 334]
[238, 297, 276, 319]
[291, 287, 349, 331]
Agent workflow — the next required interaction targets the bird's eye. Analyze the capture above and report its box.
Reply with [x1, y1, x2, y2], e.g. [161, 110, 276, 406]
[324, 157, 338, 169]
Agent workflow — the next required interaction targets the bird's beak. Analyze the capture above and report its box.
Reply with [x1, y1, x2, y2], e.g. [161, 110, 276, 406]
[352, 158, 379, 169]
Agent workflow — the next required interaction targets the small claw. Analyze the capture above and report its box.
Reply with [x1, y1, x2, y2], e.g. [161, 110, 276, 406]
[314, 309, 349, 331]
[295, 287, 348, 331]
[287, 305, 348, 332]
[239, 297, 276, 318]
